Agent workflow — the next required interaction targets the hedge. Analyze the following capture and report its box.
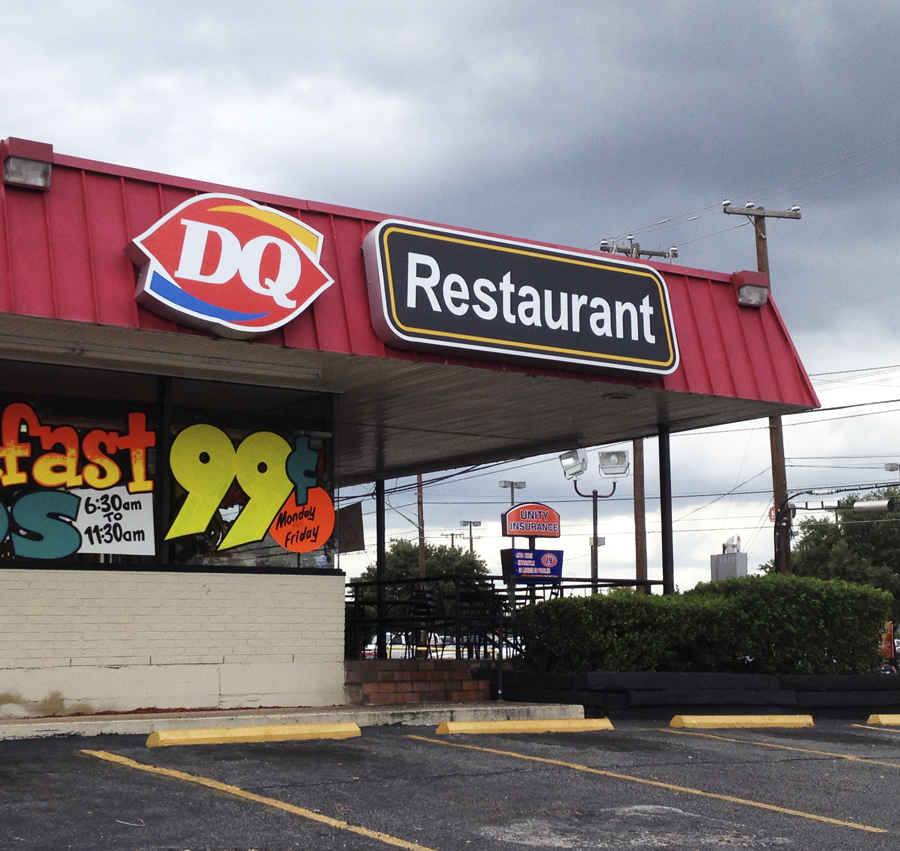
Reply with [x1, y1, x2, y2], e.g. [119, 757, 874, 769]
[515, 574, 891, 675]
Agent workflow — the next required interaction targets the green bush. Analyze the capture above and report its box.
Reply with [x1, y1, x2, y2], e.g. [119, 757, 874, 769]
[689, 574, 891, 674]
[516, 574, 891, 675]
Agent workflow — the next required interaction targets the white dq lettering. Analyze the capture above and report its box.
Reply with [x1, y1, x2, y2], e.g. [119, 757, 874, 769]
[175, 219, 301, 308]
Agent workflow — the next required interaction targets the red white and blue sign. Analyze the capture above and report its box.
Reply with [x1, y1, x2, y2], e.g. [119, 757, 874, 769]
[129, 194, 334, 338]
[501, 548, 564, 582]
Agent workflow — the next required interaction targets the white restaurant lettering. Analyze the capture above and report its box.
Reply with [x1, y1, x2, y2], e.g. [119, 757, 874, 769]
[405, 252, 657, 344]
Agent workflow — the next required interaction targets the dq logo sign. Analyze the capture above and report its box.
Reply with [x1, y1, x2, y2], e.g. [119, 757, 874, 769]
[129, 194, 334, 337]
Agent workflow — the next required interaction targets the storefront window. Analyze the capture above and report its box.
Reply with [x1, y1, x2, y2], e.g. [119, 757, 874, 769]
[0, 363, 336, 570]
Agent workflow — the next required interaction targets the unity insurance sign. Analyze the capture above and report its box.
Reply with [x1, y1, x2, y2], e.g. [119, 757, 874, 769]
[364, 220, 679, 374]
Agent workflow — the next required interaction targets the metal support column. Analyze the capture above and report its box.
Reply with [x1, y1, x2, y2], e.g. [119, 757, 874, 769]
[633, 437, 648, 592]
[375, 479, 387, 659]
[658, 425, 675, 595]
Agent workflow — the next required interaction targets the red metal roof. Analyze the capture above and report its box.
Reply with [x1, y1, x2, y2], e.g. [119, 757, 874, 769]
[0, 142, 818, 484]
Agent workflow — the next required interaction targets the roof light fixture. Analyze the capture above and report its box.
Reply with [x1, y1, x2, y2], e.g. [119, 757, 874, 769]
[732, 270, 770, 308]
[1, 137, 53, 190]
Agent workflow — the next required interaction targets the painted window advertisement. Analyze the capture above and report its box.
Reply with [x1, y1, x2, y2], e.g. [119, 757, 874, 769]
[0, 400, 335, 564]
[0, 402, 156, 560]
[166, 423, 335, 566]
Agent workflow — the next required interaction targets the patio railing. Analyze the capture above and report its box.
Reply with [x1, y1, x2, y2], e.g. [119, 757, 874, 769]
[344, 573, 660, 661]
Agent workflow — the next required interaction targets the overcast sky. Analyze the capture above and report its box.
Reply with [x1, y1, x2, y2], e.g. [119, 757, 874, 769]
[5, 1, 900, 586]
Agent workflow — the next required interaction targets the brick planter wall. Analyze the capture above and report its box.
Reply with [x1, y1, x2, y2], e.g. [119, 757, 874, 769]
[495, 670, 900, 716]
[344, 659, 491, 705]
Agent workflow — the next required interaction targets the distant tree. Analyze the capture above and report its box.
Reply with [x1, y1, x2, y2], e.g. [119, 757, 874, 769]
[349, 539, 494, 648]
[769, 490, 900, 620]
[357, 538, 489, 583]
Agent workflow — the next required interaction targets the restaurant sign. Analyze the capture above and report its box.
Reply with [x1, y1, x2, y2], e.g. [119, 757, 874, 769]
[129, 194, 334, 338]
[364, 220, 678, 374]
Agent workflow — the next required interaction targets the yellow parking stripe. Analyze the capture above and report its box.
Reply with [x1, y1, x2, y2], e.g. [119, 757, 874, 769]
[667, 728, 900, 769]
[82, 750, 440, 851]
[852, 723, 900, 735]
[407, 735, 885, 834]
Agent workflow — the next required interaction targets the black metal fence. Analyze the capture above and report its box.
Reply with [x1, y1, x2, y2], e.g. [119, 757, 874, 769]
[344, 574, 660, 661]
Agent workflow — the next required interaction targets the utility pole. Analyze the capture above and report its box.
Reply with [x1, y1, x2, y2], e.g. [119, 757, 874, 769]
[723, 203, 801, 574]
[416, 473, 426, 579]
[599, 238, 678, 262]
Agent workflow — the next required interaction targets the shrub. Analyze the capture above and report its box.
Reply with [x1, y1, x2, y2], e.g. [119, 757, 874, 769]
[689, 573, 891, 674]
[516, 574, 891, 675]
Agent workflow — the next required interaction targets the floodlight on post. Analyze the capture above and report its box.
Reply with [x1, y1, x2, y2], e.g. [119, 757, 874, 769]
[599, 451, 630, 478]
[559, 448, 629, 594]
[559, 448, 587, 480]
[1, 137, 53, 190]
[885, 463, 900, 480]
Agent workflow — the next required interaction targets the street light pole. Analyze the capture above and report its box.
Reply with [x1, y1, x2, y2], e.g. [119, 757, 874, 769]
[460, 519, 481, 553]
[723, 203, 801, 574]
[499, 480, 526, 507]
[499, 480, 525, 546]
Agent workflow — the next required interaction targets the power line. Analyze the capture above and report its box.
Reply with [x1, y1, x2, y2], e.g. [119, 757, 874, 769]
[598, 135, 900, 248]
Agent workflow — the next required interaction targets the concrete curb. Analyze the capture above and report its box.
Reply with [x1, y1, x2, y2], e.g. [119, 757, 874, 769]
[0, 701, 584, 741]
[671, 714, 815, 729]
[146, 722, 362, 747]
[866, 713, 900, 726]
[435, 718, 614, 735]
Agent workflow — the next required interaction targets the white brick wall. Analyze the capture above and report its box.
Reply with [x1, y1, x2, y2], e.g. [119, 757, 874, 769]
[0, 570, 346, 713]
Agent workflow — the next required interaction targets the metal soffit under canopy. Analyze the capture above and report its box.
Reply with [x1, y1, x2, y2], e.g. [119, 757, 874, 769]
[0, 312, 811, 488]
[0, 141, 819, 489]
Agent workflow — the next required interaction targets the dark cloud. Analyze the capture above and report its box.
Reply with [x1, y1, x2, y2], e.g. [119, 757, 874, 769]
[4, 0, 900, 580]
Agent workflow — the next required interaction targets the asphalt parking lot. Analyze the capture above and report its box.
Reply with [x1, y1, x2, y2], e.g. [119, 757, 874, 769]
[2, 718, 900, 850]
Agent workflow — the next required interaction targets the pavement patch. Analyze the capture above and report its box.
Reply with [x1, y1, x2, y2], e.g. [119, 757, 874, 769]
[145, 721, 361, 747]
[435, 718, 614, 735]
[670, 714, 814, 729]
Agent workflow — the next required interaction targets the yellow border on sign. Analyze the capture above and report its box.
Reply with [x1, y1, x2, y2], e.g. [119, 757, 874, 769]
[380, 226, 677, 370]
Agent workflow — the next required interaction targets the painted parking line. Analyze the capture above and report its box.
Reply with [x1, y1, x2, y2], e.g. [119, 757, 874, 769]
[82, 749, 440, 851]
[666, 727, 900, 769]
[407, 735, 886, 834]
[853, 723, 900, 735]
